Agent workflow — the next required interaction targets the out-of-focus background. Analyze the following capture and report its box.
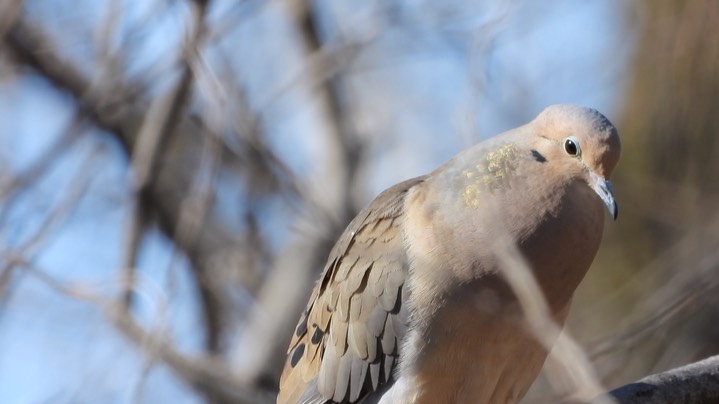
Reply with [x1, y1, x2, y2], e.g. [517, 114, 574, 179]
[1, 0, 717, 402]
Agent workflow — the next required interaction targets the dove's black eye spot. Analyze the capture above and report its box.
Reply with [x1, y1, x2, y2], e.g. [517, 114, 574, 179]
[530, 149, 547, 163]
[563, 136, 581, 157]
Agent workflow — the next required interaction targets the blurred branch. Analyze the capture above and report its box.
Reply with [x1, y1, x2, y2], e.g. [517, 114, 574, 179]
[14, 259, 273, 404]
[607, 355, 719, 404]
[235, 0, 364, 388]
[493, 226, 611, 403]
[0, 0, 22, 41]
[0, 144, 96, 305]
[607, 0, 719, 376]
[0, 116, 83, 215]
[120, 0, 207, 312]
[106, 304, 272, 404]
[2, 10, 249, 353]
[590, 273, 717, 363]
[3, 16, 132, 129]
[587, 211, 719, 374]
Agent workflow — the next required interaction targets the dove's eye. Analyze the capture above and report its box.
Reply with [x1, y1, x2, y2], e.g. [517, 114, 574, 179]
[563, 136, 581, 157]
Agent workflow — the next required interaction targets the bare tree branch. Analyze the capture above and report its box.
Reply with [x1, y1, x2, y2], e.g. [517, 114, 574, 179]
[120, 0, 208, 314]
[235, 0, 361, 387]
[2, 11, 250, 353]
[106, 304, 273, 404]
[0, 144, 96, 306]
[606, 355, 719, 404]
[491, 219, 612, 404]
[14, 259, 273, 404]
[0, 115, 83, 213]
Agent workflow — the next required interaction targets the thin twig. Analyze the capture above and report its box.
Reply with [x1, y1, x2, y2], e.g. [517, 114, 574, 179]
[491, 220, 613, 403]
[2, 11, 264, 353]
[13, 259, 272, 404]
[0, 144, 97, 305]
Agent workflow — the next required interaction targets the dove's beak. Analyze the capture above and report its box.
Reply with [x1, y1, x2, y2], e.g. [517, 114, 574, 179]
[589, 171, 618, 220]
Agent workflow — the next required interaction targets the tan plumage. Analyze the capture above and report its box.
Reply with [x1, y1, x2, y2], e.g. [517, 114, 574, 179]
[278, 104, 621, 404]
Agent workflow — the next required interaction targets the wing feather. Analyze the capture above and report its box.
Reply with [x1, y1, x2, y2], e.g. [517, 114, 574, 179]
[278, 177, 425, 403]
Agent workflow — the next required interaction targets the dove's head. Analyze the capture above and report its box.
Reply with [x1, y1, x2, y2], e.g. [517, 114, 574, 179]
[531, 104, 622, 219]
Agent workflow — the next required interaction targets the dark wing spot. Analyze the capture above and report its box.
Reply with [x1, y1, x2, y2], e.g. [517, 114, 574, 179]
[311, 326, 325, 344]
[531, 149, 547, 163]
[291, 343, 305, 367]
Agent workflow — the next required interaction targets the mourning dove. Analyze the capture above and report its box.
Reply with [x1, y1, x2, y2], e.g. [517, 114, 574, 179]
[278, 104, 621, 404]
